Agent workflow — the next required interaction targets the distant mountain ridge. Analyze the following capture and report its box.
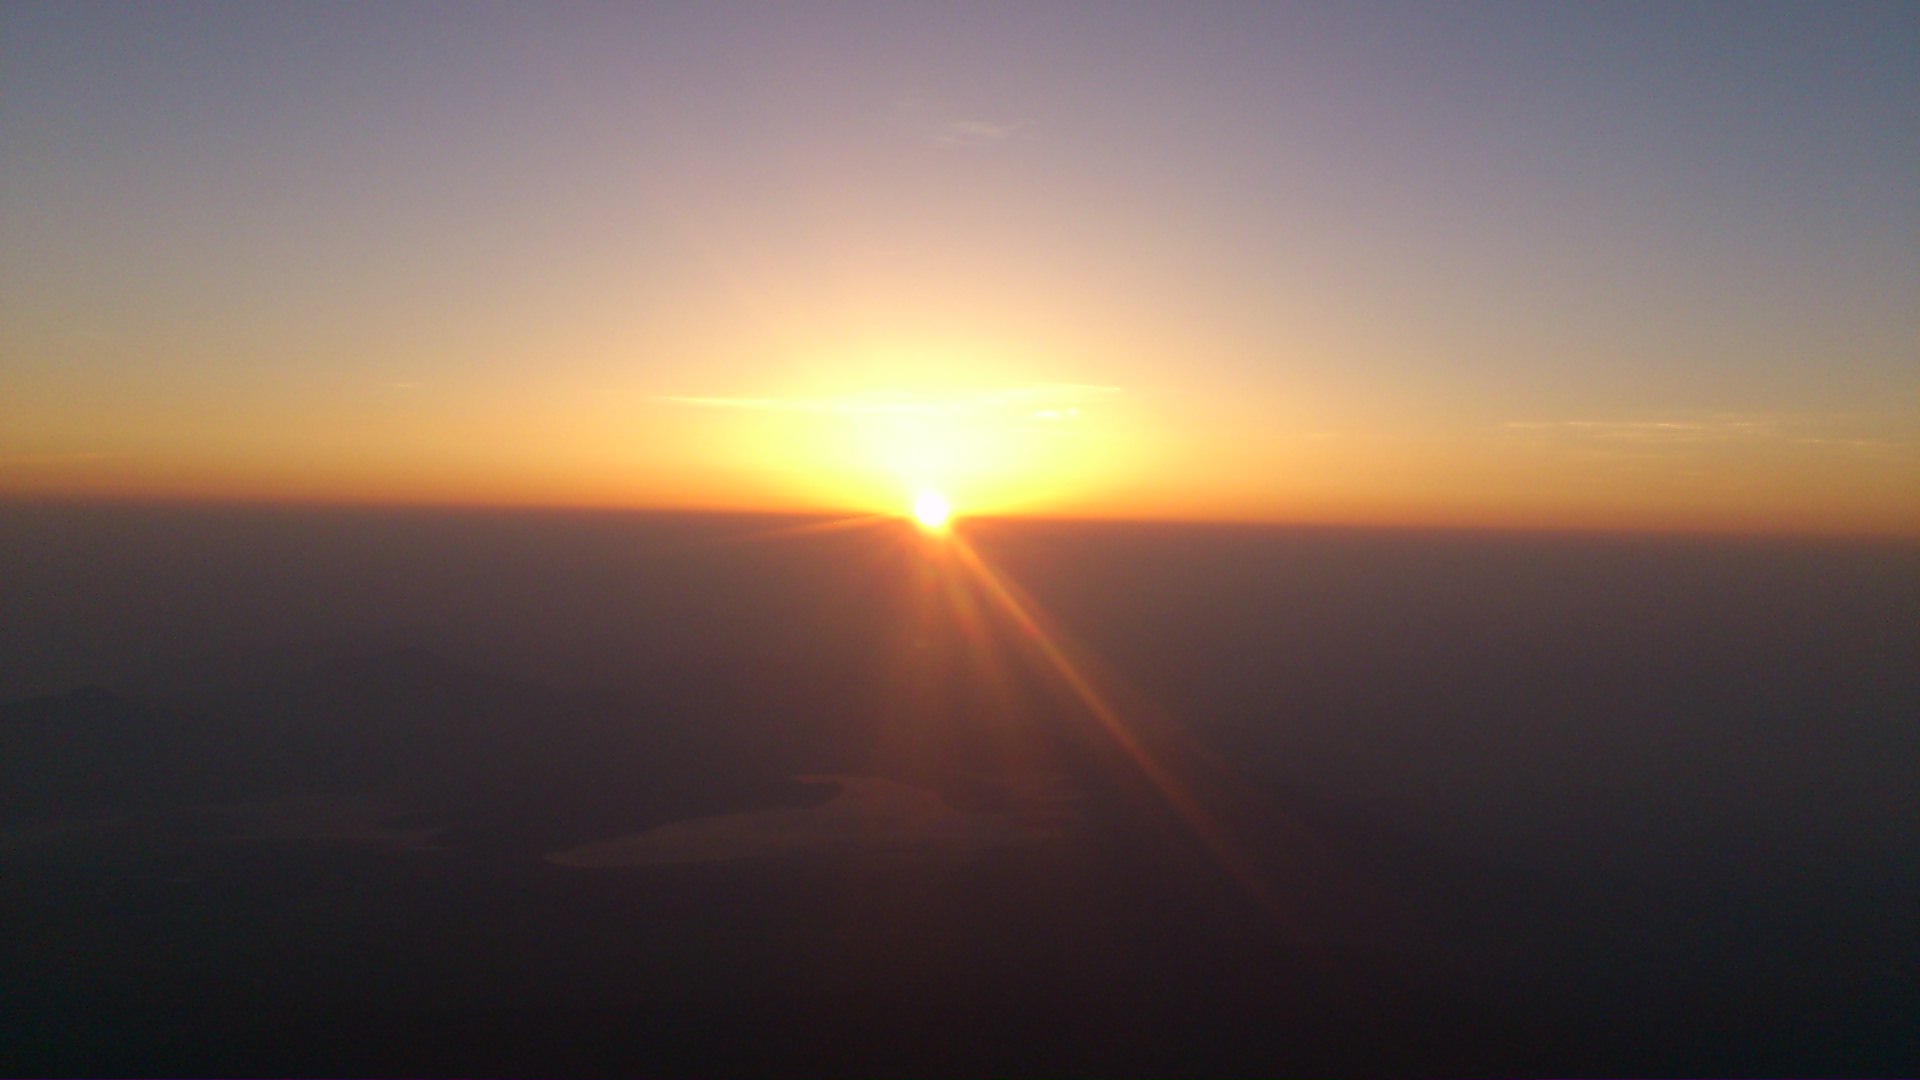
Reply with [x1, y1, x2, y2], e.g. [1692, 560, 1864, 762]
[0, 684, 257, 820]
[0, 646, 814, 847]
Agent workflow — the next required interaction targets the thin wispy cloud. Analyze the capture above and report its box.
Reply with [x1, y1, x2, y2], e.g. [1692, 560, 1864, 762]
[1500, 413, 1915, 454]
[657, 384, 1121, 422]
[0, 452, 120, 469]
[935, 118, 1034, 147]
[893, 97, 1035, 149]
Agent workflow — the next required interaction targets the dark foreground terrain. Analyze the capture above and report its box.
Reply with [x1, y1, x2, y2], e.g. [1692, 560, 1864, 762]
[2, 503, 1915, 1076]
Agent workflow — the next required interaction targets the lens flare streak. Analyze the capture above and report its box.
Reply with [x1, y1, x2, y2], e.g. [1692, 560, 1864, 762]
[945, 534, 1295, 918]
[695, 512, 1327, 928]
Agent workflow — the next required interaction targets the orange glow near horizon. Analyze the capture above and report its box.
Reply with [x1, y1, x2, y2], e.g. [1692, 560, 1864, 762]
[3, 374, 1915, 537]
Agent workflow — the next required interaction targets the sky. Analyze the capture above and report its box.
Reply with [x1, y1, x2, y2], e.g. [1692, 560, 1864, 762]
[3, 2, 1916, 533]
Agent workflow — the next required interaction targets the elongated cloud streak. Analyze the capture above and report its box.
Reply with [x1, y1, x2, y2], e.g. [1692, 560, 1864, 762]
[657, 384, 1123, 420]
[1501, 412, 1914, 452]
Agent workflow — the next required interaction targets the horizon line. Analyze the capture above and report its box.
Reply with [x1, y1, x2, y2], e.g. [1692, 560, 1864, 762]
[2, 491, 1915, 543]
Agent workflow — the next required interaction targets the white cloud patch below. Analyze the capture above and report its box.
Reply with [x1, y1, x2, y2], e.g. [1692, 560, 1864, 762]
[546, 774, 1079, 868]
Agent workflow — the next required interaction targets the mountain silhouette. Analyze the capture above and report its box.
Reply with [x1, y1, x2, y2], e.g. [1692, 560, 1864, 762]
[2, 647, 825, 851]
[0, 685, 260, 821]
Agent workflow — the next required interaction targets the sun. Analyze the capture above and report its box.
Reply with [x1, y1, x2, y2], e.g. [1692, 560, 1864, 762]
[911, 490, 952, 532]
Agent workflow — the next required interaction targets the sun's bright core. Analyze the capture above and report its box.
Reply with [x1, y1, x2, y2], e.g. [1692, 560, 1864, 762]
[911, 490, 952, 531]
